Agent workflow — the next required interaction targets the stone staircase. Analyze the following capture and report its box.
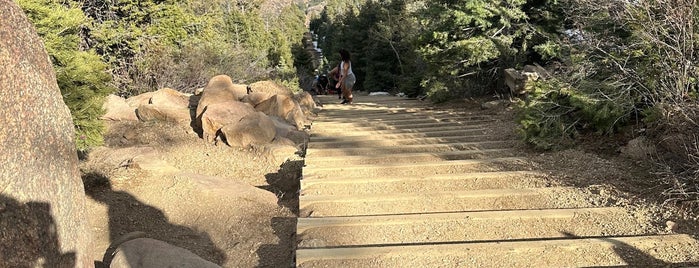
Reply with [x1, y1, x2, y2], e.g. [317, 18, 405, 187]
[296, 95, 699, 267]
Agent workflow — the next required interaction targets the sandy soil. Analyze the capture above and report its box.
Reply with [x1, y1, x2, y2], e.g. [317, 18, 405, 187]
[79, 93, 699, 267]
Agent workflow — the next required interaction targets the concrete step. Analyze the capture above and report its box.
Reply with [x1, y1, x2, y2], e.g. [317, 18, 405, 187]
[299, 187, 592, 217]
[297, 207, 646, 248]
[296, 234, 699, 267]
[303, 157, 530, 179]
[305, 141, 516, 158]
[304, 149, 519, 167]
[300, 171, 549, 196]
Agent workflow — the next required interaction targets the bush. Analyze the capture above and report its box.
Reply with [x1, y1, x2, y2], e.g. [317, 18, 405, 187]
[18, 0, 115, 151]
[517, 79, 632, 149]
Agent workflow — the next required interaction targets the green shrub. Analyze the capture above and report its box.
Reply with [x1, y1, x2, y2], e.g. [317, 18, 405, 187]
[517, 79, 632, 149]
[18, 0, 115, 151]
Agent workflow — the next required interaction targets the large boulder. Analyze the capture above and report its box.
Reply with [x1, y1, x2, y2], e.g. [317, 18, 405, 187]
[249, 80, 293, 96]
[254, 94, 309, 130]
[241, 91, 273, 107]
[293, 91, 317, 115]
[136, 104, 191, 123]
[86, 172, 279, 267]
[270, 116, 308, 146]
[0, 2, 93, 267]
[125, 92, 155, 108]
[102, 94, 139, 121]
[149, 88, 190, 109]
[200, 101, 256, 143]
[195, 75, 245, 120]
[220, 111, 276, 148]
[108, 238, 221, 268]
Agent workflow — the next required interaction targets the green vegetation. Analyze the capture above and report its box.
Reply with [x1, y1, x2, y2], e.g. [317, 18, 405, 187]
[17, 0, 699, 201]
[18, 0, 114, 150]
[18, 0, 308, 150]
[310, 0, 699, 201]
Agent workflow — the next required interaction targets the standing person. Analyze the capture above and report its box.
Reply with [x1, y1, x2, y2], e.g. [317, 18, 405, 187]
[336, 49, 356, 104]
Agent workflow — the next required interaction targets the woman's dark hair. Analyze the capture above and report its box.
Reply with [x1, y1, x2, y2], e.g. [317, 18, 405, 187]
[339, 49, 351, 62]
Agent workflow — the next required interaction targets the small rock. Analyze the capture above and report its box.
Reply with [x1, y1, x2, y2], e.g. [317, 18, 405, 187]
[666, 220, 677, 232]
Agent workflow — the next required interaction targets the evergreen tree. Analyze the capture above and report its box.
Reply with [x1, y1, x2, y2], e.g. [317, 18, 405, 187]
[18, 0, 115, 151]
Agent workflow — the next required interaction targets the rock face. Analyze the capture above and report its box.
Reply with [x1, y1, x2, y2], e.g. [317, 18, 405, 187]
[149, 88, 190, 108]
[241, 92, 274, 107]
[109, 238, 221, 268]
[294, 91, 317, 115]
[200, 101, 256, 143]
[196, 75, 244, 120]
[0, 1, 93, 267]
[249, 80, 292, 95]
[220, 111, 276, 147]
[102, 94, 139, 121]
[255, 94, 308, 129]
[136, 104, 191, 123]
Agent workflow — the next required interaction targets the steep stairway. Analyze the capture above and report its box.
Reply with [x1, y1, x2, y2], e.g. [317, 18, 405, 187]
[296, 95, 699, 267]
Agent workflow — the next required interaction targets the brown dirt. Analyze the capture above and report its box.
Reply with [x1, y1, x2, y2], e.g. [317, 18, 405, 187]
[434, 95, 699, 239]
[80, 93, 699, 267]
[80, 120, 302, 267]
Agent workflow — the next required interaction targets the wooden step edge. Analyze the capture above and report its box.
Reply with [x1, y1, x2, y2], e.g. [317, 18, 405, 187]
[308, 133, 495, 142]
[310, 127, 490, 136]
[311, 125, 489, 133]
[295, 234, 699, 266]
[296, 207, 625, 233]
[306, 141, 518, 154]
[309, 133, 492, 144]
[300, 170, 542, 185]
[304, 148, 515, 162]
[298, 187, 573, 204]
[303, 157, 528, 173]
[311, 120, 494, 127]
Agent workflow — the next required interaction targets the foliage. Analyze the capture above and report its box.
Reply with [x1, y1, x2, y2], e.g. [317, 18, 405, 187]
[18, 0, 115, 150]
[20, 0, 308, 151]
[517, 79, 632, 149]
[310, 0, 563, 98]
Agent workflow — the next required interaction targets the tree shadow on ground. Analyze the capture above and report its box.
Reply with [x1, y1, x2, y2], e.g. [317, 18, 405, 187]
[256, 160, 302, 268]
[255, 217, 296, 268]
[0, 194, 76, 268]
[561, 232, 699, 267]
[82, 172, 226, 267]
[262, 159, 303, 215]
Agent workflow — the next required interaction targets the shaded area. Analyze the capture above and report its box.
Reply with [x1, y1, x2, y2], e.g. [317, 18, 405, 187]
[561, 231, 699, 267]
[0, 194, 75, 268]
[263, 159, 303, 214]
[255, 217, 296, 268]
[82, 173, 226, 266]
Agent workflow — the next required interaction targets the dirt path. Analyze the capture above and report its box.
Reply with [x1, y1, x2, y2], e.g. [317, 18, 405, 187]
[296, 95, 699, 267]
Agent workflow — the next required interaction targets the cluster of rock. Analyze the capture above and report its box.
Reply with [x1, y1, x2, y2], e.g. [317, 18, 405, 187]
[503, 64, 551, 95]
[103, 75, 317, 149]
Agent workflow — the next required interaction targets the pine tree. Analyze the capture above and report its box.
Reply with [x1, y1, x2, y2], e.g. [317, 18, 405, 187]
[18, 0, 115, 151]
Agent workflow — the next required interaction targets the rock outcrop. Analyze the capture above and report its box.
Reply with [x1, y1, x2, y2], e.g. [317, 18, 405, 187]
[200, 101, 257, 143]
[103, 94, 139, 121]
[0, 1, 93, 266]
[196, 75, 245, 120]
[249, 80, 292, 96]
[255, 94, 309, 130]
[109, 238, 221, 268]
[220, 111, 276, 147]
